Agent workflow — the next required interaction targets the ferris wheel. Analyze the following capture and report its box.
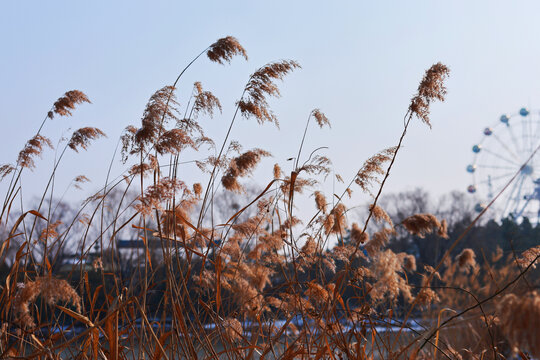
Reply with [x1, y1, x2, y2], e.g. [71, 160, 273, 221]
[467, 107, 540, 222]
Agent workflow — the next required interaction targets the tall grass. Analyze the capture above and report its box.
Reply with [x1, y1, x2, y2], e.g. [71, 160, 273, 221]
[0, 36, 538, 359]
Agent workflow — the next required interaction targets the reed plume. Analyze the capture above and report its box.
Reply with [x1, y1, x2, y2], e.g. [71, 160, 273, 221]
[0, 164, 14, 180]
[207, 36, 248, 64]
[73, 175, 90, 189]
[401, 213, 448, 238]
[408, 62, 450, 128]
[135, 177, 185, 216]
[221, 148, 271, 192]
[17, 134, 53, 169]
[237, 60, 300, 127]
[355, 147, 396, 194]
[314, 191, 327, 213]
[123, 86, 179, 156]
[369, 204, 393, 227]
[312, 109, 330, 128]
[12, 277, 81, 329]
[350, 222, 368, 244]
[518, 245, 540, 268]
[68, 127, 106, 152]
[192, 81, 222, 118]
[456, 248, 477, 272]
[48, 90, 91, 119]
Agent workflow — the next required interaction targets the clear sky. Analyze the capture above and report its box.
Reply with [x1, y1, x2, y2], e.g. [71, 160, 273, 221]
[3, 1, 540, 213]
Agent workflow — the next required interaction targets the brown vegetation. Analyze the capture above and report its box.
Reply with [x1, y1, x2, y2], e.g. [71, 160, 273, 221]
[0, 36, 538, 360]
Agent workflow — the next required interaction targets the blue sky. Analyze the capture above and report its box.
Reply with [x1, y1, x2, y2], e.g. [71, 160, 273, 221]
[3, 1, 540, 213]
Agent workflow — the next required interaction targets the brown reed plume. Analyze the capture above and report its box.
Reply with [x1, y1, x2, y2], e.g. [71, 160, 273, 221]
[313, 191, 327, 213]
[207, 36, 248, 64]
[237, 60, 300, 127]
[456, 248, 477, 272]
[518, 245, 540, 268]
[17, 134, 53, 169]
[409, 62, 450, 128]
[312, 108, 330, 128]
[0, 165, 14, 180]
[128, 86, 179, 155]
[48, 90, 91, 119]
[350, 222, 369, 244]
[401, 213, 448, 238]
[73, 174, 90, 190]
[12, 277, 81, 329]
[192, 81, 222, 118]
[135, 177, 185, 216]
[354, 147, 396, 195]
[68, 127, 106, 152]
[221, 148, 271, 192]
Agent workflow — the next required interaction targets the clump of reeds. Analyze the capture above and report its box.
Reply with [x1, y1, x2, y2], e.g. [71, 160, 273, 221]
[498, 291, 540, 358]
[2, 35, 539, 360]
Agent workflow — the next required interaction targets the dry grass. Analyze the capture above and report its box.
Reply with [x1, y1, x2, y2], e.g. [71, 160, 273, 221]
[0, 36, 538, 360]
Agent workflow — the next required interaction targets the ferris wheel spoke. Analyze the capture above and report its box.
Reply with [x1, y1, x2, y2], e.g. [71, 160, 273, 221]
[506, 122, 524, 158]
[525, 116, 538, 155]
[491, 133, 520, 161]
[531, 119, 540, 151]
[528, 119, 540, 154]
[477, 164, 517, 171]
[481, 148, 521, 166]
[477, 171, 517, 184]
[537, 201, 540, 225]
[521, 113, 531, 155]
[527, 116, 534, 154]
[501, 175, 525, 216]
[514, 175, 527, 206]
[516, 194, 532, 218]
